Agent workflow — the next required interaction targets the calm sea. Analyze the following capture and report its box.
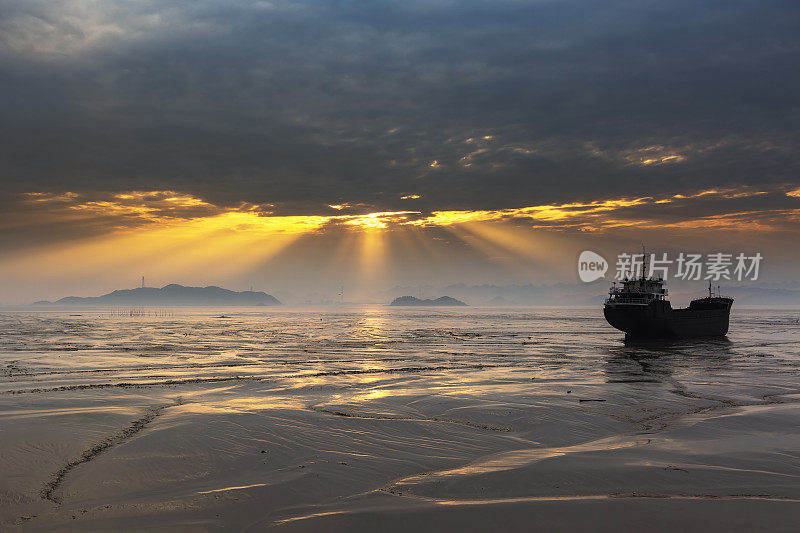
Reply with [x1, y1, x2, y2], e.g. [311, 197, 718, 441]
[2, 306, 798, 401]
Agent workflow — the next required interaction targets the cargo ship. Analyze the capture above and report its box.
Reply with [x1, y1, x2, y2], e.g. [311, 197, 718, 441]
[603, 260, 733, 339]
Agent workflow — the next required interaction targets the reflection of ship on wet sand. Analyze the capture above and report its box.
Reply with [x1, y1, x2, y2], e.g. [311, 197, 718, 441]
[603, 254, 733, 340]
[603, 337, 734, 387]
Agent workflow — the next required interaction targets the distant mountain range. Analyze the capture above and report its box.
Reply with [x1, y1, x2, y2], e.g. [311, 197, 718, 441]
[28, 282, 800, 308]
[35, 284, 281, 306]
[390, 295, 467, 306]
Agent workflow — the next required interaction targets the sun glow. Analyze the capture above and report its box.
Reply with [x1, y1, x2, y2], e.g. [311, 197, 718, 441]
[340, 211, 419, 230]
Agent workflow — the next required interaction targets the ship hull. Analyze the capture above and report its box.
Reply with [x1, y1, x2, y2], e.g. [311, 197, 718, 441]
[604, 299, 731, 339]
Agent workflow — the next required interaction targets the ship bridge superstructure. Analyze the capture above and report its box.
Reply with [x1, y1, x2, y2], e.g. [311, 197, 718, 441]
[605, 276, 668, 305]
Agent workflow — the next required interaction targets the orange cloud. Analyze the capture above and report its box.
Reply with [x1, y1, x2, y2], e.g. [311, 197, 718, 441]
[404, 187, 786, 232]
[67, 190, 222, 222]
[12, 185, 797, 241]
[23, 192, 80, 203]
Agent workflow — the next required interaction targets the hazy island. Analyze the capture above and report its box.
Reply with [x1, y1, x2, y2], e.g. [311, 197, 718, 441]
[390, 295, 467, 306]
[35, 284, 282, 306]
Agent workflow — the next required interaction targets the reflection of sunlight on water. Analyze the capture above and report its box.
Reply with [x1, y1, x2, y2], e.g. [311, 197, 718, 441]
[355, 388, 392, 402]
[428, 494, 612, 505]
[173, 396, 306, 415]
[359, 306, 391, 342]
[1, 307, 798, 417]
[271, 510, 349, 527]
[197, 483, 269, 494]
[395, 436, 650, 486]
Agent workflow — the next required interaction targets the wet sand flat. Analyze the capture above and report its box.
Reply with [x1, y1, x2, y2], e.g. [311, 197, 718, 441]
[1, 307, 799, 531]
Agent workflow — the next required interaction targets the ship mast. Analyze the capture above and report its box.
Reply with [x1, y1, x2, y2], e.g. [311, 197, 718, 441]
[641, 245, 648, 281]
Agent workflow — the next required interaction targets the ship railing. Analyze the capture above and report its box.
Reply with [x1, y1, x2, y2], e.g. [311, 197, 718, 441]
[605, 296, 651, 304]
[607, 290, 654, 296]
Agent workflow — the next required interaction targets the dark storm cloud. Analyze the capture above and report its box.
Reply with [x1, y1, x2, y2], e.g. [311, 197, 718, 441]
[1, 0, 799, 214]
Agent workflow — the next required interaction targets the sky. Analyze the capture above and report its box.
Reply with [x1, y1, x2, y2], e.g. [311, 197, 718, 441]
[1, 0, 799, 304]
